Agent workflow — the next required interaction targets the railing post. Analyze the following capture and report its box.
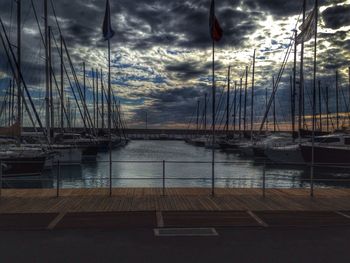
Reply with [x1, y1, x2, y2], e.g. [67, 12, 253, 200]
[310, 163, 314, 197]
[0, 161, 2, 198]
[162, 160, 165, 196]
[56, 160, 60, 197]
[262, 161, 266, 198]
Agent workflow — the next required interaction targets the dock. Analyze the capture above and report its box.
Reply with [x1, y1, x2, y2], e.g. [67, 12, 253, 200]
[1, 188, 350, 230]
[1, 188, 350, 213]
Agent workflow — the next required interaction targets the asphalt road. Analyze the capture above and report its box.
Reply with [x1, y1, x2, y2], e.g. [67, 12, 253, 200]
[1, 226, 350, 263]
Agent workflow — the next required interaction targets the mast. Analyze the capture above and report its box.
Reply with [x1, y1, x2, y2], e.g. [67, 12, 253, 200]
[250, 49, 255, 140]
[293, 29, 297, 138]
[11, 79, 15, 126]
[239, 77, 242, 137]
[92, 68, 95, 128]
[226, 66, 230, 134]
[44, 0, 50, 142]
[96, 68, 99, 129]
[204, 93, 207, 132]
[336, 70, 339, 130]
[101, 69, 105, 129]
[318, 79, 322, 131]
[233, 81, 237, 135]
[299, 0, 306, 135]
[60, 35, 64, 132]
[83, 62, 86, 122]
[273, 76, 276, 132]
[326, 85, 329, 132]
[107, 36, 112, 196]
[290, 75, 293, 134]
[265, 86, 268, 131]
[49, 26, 54, 134]
[145, 111, 148, 129]
[211, 37, 215, 195]
[8, 79, 12, 126]
[243, 66, 248, 132]
[196, 100, 200, 131]
[310, 0, 318, 197]
[16, 0, 21, 143]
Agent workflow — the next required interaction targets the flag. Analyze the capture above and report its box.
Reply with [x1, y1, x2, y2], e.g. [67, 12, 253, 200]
[102, 0, 115, 41]
[296, 7, 316, 45]
[209, 0, 223, 42]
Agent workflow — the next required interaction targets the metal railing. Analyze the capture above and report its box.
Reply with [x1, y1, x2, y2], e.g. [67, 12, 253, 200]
[1, 159, 350, 198]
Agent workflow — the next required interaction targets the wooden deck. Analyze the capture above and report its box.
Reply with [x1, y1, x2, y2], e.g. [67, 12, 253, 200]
[1, 188, 350, 213]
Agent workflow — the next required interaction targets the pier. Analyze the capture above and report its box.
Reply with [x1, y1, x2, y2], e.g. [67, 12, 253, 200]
[1, 188, 350, 230]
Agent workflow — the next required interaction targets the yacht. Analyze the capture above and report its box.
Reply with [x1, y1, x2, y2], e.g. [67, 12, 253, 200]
[300, 133, 350, 166]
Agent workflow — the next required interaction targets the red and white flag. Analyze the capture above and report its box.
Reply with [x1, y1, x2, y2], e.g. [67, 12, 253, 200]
[209, 0, 223, 42]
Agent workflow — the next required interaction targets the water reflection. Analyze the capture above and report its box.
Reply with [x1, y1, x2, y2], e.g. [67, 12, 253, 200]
[4, 140, 350, 189]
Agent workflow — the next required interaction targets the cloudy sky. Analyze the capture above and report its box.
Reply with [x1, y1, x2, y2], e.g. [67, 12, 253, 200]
[0, 0, 349, 129]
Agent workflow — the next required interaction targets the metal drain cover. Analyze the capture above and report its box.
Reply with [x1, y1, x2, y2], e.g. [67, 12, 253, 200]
[154, 228, 218, 237]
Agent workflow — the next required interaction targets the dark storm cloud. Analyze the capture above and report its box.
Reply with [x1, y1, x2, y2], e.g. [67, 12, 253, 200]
[322, 4, 350, 29]
[245, 0, 341, 17]
[132, 85, 211, 125]
[165, 60, 224, 81]
[29, 0, 261, 51]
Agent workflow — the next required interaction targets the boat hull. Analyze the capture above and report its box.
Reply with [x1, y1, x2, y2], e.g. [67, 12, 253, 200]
[300, 145, 350, 166]
[1, 157, 46, 177]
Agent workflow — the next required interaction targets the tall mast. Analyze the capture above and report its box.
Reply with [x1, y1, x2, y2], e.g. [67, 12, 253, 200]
[311, 0, 318, 197]
[83, 62, 86, 122]
[60, 35, 64, 132]
[290, 75, 293, 134]
[273, 76, 276, 132]
[299, 0, 306, 135]
[196, 100, 200, 131]
[49, 26, 54, 133]
[233, 81, 237, 135]
[44, 0, 50, 142]
[204, 93, 207, 132]
[101, 69, 105, 129]
[239, 78, 242, 137]
[250, 49, 255, 140]
[243, 66, 248, 132]
[96, 68, 99, 129]
[318, 80, 322, 131]
[326, 85, 329, 132]
[336, 70, 339, 130]
[92, 68, 95, 128]
[8, 79, 12, 126]
[293, 29, 297, 139]
[265, 86, 268, 131]
[226, 66, 230, 134]
[16, 0, 21, 143]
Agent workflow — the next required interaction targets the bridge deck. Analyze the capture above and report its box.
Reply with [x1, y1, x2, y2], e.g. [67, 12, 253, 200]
[1, 188, 350, 213]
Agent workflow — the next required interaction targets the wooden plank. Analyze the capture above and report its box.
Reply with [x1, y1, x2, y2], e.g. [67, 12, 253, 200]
[1, 188, 350, 213]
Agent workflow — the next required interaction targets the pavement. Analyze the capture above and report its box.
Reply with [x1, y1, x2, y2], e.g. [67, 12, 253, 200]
[1, 226, 350, 263]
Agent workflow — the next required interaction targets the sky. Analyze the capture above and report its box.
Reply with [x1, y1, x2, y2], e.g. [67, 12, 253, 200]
[0, 0, 349, 129]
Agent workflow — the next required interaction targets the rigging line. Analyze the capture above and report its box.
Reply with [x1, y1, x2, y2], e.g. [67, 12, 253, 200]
[0, 19, 45, 138]
[49, 0, 96, 132]
[30, 1, 72, 128]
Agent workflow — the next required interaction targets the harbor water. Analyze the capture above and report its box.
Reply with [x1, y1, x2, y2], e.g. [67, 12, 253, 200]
[5, 140, 350, 189]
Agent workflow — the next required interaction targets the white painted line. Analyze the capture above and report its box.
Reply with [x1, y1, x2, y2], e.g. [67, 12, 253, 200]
[156, 211, 164, 228]
[154, 228, 218, 237]
[247, 211, 269, 227]
[336, 211, 350, 220]
[47, 212, 66, 230]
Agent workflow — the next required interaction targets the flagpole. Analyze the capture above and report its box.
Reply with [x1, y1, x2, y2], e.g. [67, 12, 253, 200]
[211, 39, 215, 196]
[108, 38, 112, 197]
